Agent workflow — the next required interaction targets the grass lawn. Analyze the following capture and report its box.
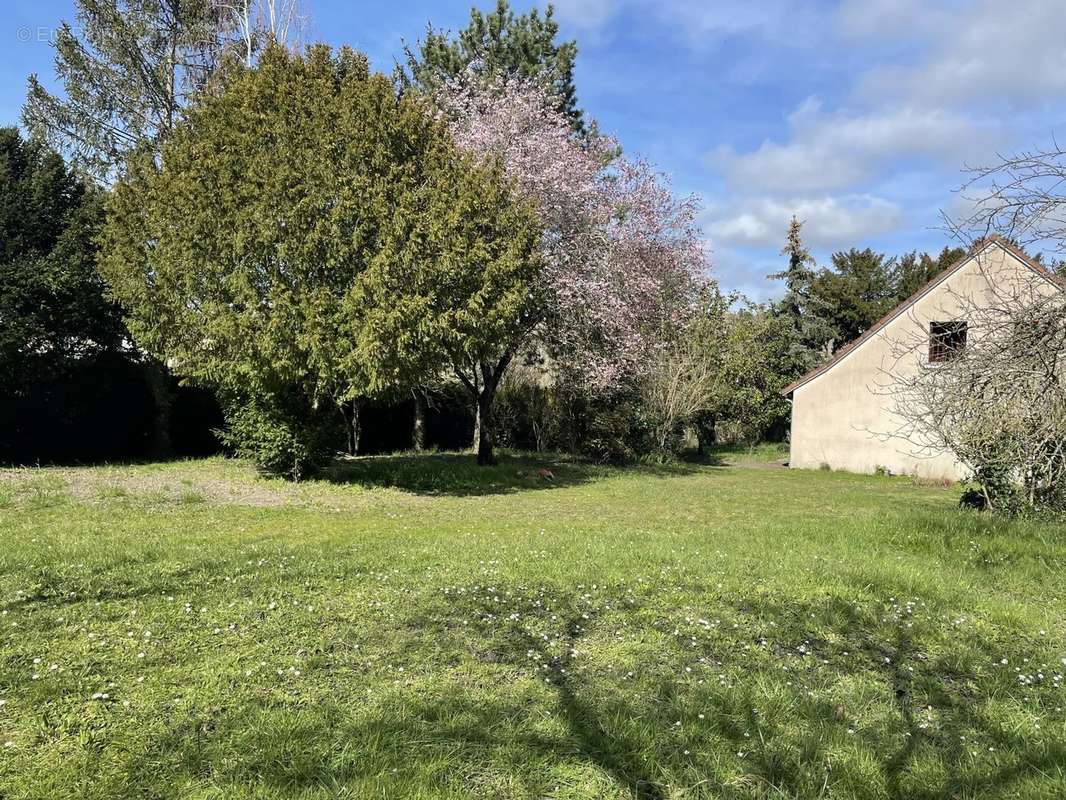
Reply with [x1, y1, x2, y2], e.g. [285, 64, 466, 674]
[1, 452, 1064, 799]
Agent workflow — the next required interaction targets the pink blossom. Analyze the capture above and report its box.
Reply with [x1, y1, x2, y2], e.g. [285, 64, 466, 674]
[438, 77, 709, 390]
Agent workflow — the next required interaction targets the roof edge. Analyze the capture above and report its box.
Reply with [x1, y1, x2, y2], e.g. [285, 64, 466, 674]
[779, 236, 1062, 398]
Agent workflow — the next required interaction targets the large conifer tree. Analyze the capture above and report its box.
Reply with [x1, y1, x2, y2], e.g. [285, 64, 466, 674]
[100, 45, 541, 473]
[769, 216, 835, 370]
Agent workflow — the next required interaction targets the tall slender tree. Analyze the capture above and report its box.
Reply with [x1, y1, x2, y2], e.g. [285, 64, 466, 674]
[23, 0, 305, 182]
[769, 216, 834, 368]
[23, 0, 228, 181]
[771, 216, 817, 318]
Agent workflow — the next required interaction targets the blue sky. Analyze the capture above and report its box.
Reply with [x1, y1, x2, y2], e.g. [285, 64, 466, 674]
[4, 0, 1066, 298]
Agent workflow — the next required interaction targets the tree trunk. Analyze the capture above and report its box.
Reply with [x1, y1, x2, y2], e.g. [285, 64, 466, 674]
[695, 413, 716, 457]
[476, 387, 497, 466]
[412, 389, 426, 452]
[341, 399, 361, 456]
[143, 358, 173, 459]
[471, 403, 480, 452]
[457, 354, 512, 467]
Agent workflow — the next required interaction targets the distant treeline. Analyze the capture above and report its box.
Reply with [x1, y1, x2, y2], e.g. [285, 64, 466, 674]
[1, 360, 221, 464]
[0, 358, 489, 465]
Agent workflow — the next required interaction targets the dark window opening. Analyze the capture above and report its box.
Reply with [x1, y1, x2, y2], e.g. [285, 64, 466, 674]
[929, 320, 967, 363]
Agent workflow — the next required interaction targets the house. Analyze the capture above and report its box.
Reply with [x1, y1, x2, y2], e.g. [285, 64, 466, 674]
[781, 237, 1061, 480]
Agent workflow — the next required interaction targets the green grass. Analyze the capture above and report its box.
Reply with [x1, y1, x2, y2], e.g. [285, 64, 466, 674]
[0, 453, 1064, 799]
[698, 442, 790, 465]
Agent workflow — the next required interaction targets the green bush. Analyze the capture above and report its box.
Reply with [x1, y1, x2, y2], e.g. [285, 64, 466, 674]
[493, 375, 656, 464]
[493, 370, 557, 452]
[577, 393, 653, 464]
[219, 398, 340, 481]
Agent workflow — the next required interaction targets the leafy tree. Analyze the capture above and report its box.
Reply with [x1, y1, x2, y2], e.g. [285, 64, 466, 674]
[893, 246, 965, 300]
[401, 0, 583, 131]
[345, 153, 542, 466]
[801, 245, 969, 351]
[100, 45, 540, 474]
[436, 77, 707, 461]
[0, 127, 122, 386]
[23, 0, 234, 181]
[810, 248, 897, 346]
[710, 306, 794, 444]
[685, 294, 793, 452]
[21, 0, 288, 454]
[23, 0, 306, 182]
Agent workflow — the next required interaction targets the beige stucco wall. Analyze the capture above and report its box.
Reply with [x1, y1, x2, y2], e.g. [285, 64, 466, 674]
[789, 243, 1055, 480]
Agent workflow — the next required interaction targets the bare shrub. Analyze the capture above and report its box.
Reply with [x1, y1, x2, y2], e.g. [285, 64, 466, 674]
[641, 334, 720, 458]
[886, 249, 1066, 513]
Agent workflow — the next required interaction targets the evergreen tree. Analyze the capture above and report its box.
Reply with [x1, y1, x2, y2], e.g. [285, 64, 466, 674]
[810, 248, 897, 346]
[23, 0, 233, 181]
[400, 0, 583, 131]
[0, 128, 154, 463]
[99, 45, 541, 474]
[770, 216, 817, 320]
[893, 245, 965, 300]
[0, 128, 122, 386]
[769, 216, 834, 368]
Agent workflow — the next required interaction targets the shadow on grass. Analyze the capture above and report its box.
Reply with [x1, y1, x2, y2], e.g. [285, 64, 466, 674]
[126, 600, 670, 799]
[719, 590, 1066, 799]
[106, 582, 1066, 800]
[449, 585, 1066, 800]
[321, 451, 701, 497]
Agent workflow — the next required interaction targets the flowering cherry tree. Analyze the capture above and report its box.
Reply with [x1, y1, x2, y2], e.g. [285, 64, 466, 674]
[437, 76, 709, 446]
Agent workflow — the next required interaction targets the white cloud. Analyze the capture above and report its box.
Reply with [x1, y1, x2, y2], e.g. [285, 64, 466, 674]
[548, 0, 621, 30]
[712, 99, 996, 193]
[708, 195, 904, 250]
[706, 247, 780, 303]
[554, 0, 1066, 298]
[709, 0, 1064, 204]
[546, 0, 823, 43]
[662, 1, 814, 38]
[836, 0, 955, 41]
[856, 0, 1066, 108]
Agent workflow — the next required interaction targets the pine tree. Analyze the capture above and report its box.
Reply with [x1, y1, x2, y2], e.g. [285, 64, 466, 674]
[769, 216, 835, 369]
[400, 0, 583, 132]
[770, 216, 817, 320]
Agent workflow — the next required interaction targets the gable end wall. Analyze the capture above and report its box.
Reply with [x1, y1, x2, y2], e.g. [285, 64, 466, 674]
[788, 244, 1051, 480]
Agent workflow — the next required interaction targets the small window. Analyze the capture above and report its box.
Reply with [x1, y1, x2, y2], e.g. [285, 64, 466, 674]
[929, 321, 967, 363]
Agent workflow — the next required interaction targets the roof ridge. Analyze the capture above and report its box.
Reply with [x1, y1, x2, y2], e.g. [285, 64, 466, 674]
[779, 237, 1061, 397]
